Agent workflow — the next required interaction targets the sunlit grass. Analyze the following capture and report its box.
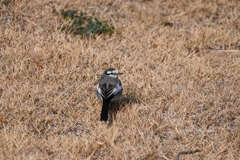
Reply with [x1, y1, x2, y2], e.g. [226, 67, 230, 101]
[0, 0, 240, 159]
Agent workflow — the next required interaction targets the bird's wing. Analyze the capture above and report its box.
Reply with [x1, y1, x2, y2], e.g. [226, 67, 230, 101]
[107, 83, 123, 98]
[97, 83, 106, 98]
[97, 78, 122, 99]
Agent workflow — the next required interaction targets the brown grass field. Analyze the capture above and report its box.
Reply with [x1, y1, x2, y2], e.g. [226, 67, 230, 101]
[1, 0, 240, 159]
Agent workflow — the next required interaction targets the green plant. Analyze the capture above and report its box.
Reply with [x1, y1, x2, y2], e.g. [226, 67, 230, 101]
[1, 1, 10, 6]
[59, 10, 114, 38]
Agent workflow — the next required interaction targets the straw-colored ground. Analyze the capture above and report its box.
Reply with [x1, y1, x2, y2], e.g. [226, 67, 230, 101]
[0, 0, 240, 159]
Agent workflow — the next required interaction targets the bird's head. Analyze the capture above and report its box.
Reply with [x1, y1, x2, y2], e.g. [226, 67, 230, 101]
[103, 68, 123, 78]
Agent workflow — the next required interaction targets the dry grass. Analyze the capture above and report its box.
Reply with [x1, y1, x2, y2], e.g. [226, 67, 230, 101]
[0, 0, 240, 159]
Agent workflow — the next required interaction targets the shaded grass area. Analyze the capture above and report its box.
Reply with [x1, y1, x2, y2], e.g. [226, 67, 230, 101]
[0, 0, 240, 159]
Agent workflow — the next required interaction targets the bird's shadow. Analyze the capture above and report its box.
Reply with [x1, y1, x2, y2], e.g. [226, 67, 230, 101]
[108, 96, 137, 125]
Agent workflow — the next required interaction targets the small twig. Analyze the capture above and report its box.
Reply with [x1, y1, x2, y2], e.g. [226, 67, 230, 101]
[206, 48, 240, 53]
[86, 150, 96, 160]
[158, 150, 170, 160]
[175, 149, 201, 160]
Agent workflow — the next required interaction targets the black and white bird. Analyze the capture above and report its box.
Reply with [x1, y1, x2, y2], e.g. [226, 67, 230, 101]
[96, 68, 123, 121]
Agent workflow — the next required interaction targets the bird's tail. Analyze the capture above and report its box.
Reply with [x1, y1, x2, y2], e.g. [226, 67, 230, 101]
[101, 100, 111, 121]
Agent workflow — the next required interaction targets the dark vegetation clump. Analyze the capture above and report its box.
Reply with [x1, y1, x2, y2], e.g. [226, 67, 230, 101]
[57, 10, 114, 38]
[1, 1, 10, 6]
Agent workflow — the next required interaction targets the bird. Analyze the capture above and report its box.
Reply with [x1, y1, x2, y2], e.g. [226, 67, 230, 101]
[96, 68, 123, 121]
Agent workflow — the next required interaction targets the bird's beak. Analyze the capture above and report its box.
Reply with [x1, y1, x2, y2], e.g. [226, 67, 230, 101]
[117, 72, 123, 75]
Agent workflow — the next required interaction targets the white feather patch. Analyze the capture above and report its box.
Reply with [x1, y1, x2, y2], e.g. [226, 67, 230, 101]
[97, 84, 104, 97]
[112, 70, 118, 74]
[109, 74, 118, 78]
